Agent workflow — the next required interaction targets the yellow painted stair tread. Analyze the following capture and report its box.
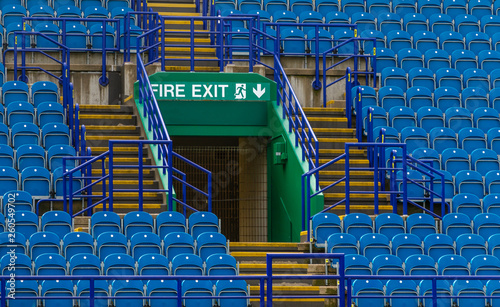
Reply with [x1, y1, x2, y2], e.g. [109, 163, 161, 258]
[306, 117, 347, 122]
[317, 138, 358, 142]
[148, 3, 196, 7]
[318, 158, 368, 164]
[231, 251, 303, 257]
[319, 170, 373, 176]
[164, 66, 220, 72]
[92, 169, 151, 175]
[78, 105, 121, 110]
[303, 107, 344, 112]
[95, 203, 162, 209]
[319, 149, 365, 154]
[230, 242, 297, 247]
[320, 181, 381, 187]
[93, 179, 155, 185]
[164, 20, 204, 25]
[163, 47, 216, 52]
[239, 263, 308, 269]
[85, 135, 141, 140]
[85, 125, 136, 131]
[250, 286, 321, 291]
[300, 127, 354, 133]
[79, 114, 132, 119]
[109, 192, 159, 197]
[164, 37, 211, 43]
[159, 12, 199, 16]
[90, 146, 139, 152]
[324, 192, 388, 198]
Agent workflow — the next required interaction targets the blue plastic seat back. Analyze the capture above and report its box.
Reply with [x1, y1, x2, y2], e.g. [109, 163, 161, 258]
[0, 253, 32, 276]
[430, 13, 453, 33]
[130, 232, 161, 261]
[344, 254, 371, 277]
[42, 123, 70, 148]
[103, 253, 136, 277]
[456, 233, 487, 262]
[188, 211, 220, 239]
[69, 253, 101, 277]
[14, 210, 38, 239]
[378, 12, 403, 34]
[416, 106, 444, 133]
[387, 29, 412, 50]
[333, 29, 355, 54]
[375, 48, 396, 73]
[401, 126, 429, 153]
[21, 166, 50, 197]
[435, 87, 461, 113]
[0, 167, 19, 196]
[372, 254, 405, 275]
[280, 28, 306, 54]
[484, 194, 500, 216]
[35, 253, 67, 275]
[17, 144, 45, 172]
[379, 85, 406, 111]
[413, 30, 438, 53]
[63, 231, 94, 260]
[7, 101, 34, 126]
[440, 31, 466, 54]
[111, 279, 144, 307]
[315, 0, 338, 16]
[47, 145, 76, 171]
[0, 124, 9, 146]
[407, 86, 433, 112]
[2, 190, 33, 212]
[452, 279, 486, 307]
[463, 68, 490, 92]
[37, 101, 64, 127]
[96, 232, 128, 261]
[392, 233, 424, 261]
[77, 280, 109, 307]
[164, 232, 195, 260]
[471, 254, 500, 284]
[6, 23, 31, 48]
[466, 32, 492, 55]
[398, 48, 424, 73]
[35, 23, 60, 48]
[489, 233, 500, 258]
[452, 193, 482, 220]
[381, 67, 407, 91]
[486, 171, 500, 194]
[359, 233, 391, 261]
[406, 213, 436, 241]
[205, 254, 238, 276]
[425, 49, 451, 73]
[455, 169, 484, 198]
[367, 0, 390, 16]
[41, 210, 72, 239]
[216, 279, 248, 307]
[90, 24, 115, 50]
[326, 233, 359, 256]
[438, 254, 470, 276]
[91, 211, 121, 238]
[487, 280, 500, 307]
[146, 280, 178, 307]
[442, 213, 473, 241]
[156, 211, 186, 238]
[424, 233, 456, 262]
[311, 212, 342, 247]
[456, 14, 480, 36]
[405, 254, 437, 275]
[362, 106, 387, 134]
[386, 279, 419, 307]
[389, 106, 416, 132]
[306, 29, 332, 54]
[172, 254, 204, 276]
[11, 122, 39, 150]
[471, 148, 500, 176]
[289, 0, 313, 16]
[474, 108, 500, 134]
[436, 68, 462, 91]
[491, 71, 500, 91]
[352, 279, 385, 307]
[479, 50, 500, 74]
[445, 107, 473, 134]
[463, 87, 489, 112]
[340, 0, 365, 16]
[29, 231, 60, 260]
[197, 232, 228, 261]
[2, 81, 29, 107]
[0, 232, 26, 255]
[124, 211, 154, 239]
[343, 213, 373, 240]
[473, 213, 500, 242]
[138, 254, 170, 276]
[419, 280, 452, 307]
[404, 13, 428, 35]
[52, 166, 82, 197]
[41, 279, 74, 307]
[375, 213, 405, 240]
[0, 145, 14, 168]
[182, 279, 213, 307]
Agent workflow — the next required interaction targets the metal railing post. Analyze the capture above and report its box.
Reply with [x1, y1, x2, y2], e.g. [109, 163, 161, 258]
[345, 68, 352, 128]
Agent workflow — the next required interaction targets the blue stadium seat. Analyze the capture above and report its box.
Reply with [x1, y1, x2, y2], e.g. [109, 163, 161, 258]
[63, 232, 94, 260]
[452, 280, 486, 307]
[458, 128, 487, 154]
[471, 255, 500, 285]
[35, 253, 67, 275]
[341, 0, 365, 15]
[407, 87, 432, 112]
[408, 68, 434, 92]
[484, 194, 500, 216]
[442, 212, 473, 240]
[463, 69, 489, 91]
[473, 213, 500, 241]
[13, 211, 39, 239]
[213, 0, 235, 12]
[37, 102, 64, 127]
[77, 280, 109, 307]
[398, 48, 424, 73]
[474, 108, 500, 134]
[35, 23, 60, 49]
[359, 233, 391, 261]
[492, 72, 500, 92]
[469, 0, 492, 17]
[41, 210, 72, 239]
[389, 106, 416, 132]
[401, 127, 429, 153]
[412, 147, 440, 169]
[314, 0, 337, 16]
[80, 0, 103, 11]
[41, 280, 74, 307]
[280, 28, 305, 54]
[64, 24, 86, 48]
[379, 86, 406, 112]
[435, 87, 461, 112]
[373, 126, 400, 143]
[418, 0, 442, 17]
[96, 232, 128, 261]
[372, 254, 405, 275]
[362, 106, 387, 134]
[378, 12, 403, 34]
[425, 49, 451, 73]
[436, 68, 462, 92]
[0, 253, 32, 276]
[416, 107, 444, 133]
[2, 190, 33, 213]
[479, 50, 500, 74]
[55, 5, 82, 27]
[351, 279, 384, 307]
[444, 0, 467, 17]
[2, 4, 27, 26]
[387, 30, 412, 50]
[413, 31, 438, 54]
[2, 81, 29, 107]
[47, 145, 76, 171]
[0, 232, 26, 255]
[452, 193, 482, 219]
[263, 0, 287, 15]
[105, 0, 128, 11]
[90, 24, 115, 50]
[216, 280, 248, 307]
[53, 167, 82, 197]
[441, 148, 470, 175]
[103, 253, 136, 276]
[11, 123, 40, 150]
[482, 15, 500, 38]
[466, 32, 491, 56]
[419, 280, 452, 307]
[306, 28, 332, 54]
[0, 167, 19, 196]
[69, 253, 101, 277]
[172, 254, 204, 276]
[7, 101, 34, 126]
[189, 211, 220, 239]
[430, 170, 455, 202]
[206, 254, 238, 277]
[456, 233, 487, 261]
[375, 48, 397, 73]
[343, 213, 373, 240]
[29, 5, 54, 27]
[404, 13, 428, 35]
[446, 108, 473, 134]
[17, 145, 45, 172]
[487, 280, 500, 307]
[85, 6, 110, 29]
[486, 170, 500, 194]
[237, 0, 260, 12]
[248, 10, 271, 29]
[381, 68, 407, 91]
[351, 12, 375, 33]
[451, 50, 478, 74]
[455, 169, 484, 198]
[300, 12, 324, 34]
[130, 232, 161, 260]
[406, 213, 436, 241]
[42, 123, 70, 148]
[352, 86, 377, 114]
[438, 254, 470, 277]
[393, 0, 416, 17]
[0, 145, 14, 168]
[197, 232, 228, 261]
[456, 14, 480, 36]
[405, 254, 437, 275]
[138, 254, 170, 276]
[333, 29, 355, 54]
[375, 213, 404, 240]
[366, 0, 389, 16]
[343, 254, 371, 278]
[430, 13, 453, 33]
[311, 212, 341, 247]
[489, 233, 500, 258]
[156, 211, 186, 239]
[146, 280, 177, 307]
[29, 231, 60, 260]
[31, 81, 59, 107]
[471, 148, 499, 176]
[111, 279, 144, 307]
[182, 280, 213, 307]
[164, 232, 195, 260]
[124, 211, 153, 239]
[325, 12, 350, 35]
[385, 280, 418, 307]
[440, 31, 465, 54]
[91, 211, 121, 238]
[360, 30, 385, 52]
[6, 23, 31, 49]
[392, 233, 423, 261]
[326, 233, 359, 255]
[21, 166, 50, 197]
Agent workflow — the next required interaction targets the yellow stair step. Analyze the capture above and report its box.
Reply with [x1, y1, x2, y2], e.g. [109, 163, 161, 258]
[90, 146, 139, 152]
[163, 47, 216, 52]
[92, 169, 151, 175]
[319, 170, 374, 176]
[250, 285, 321, 291]
[303, 107, 345, 112]
[85, 125, 137, 131]
[164, 66, 220, 72]
[164, 37, 211, 43]
[231, 252, 303, 257]
[79, 114, 132, 119]
[148, 3, 196, 8]
[85, 135, 141, 140]
[319, 149, 366, 154]
[318, 158, 368, 164]
[320, 181, 381, 187]
[159, 12, 199, 17]
[317, 137, 358, 143]
[240, 263, 308, 269]
[111, 192, 159, 197]
[78, 105, 121, 110]
[230, 242, 297, 248]
[324, 193, 389, 199]
[94, 203, 162, 209]
[93, 179, 155, 185]
[164, 20, 204, 25]
[306, 117, 347, 122]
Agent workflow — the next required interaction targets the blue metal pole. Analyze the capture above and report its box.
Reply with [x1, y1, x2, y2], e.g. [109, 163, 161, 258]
[101, 149, 106, 211]
[89, 278, 95, 307]
[109, 142, 114, 211]
[355, 87, 362, 142]
[177, 279, 182, 307]
[373, 145, 379, 215]
[168, 142, 173, 211]
[266, 254, 273, 307]
[249, 21, 254, 72]
[87, 147, 93, 215]
[259, 278, 265, 307]
[402, 145, 408, 216]
[345, 68, 352, 128]
[138, 143, 144, 211]
[313, 24, 321, 90]
[190, 19, 195, 72]
[345, 144, 350, 215]
[0, 278, 5, 307]
[63, 158, 67, 212]
[306, 175, 311, 241]
[161, 20, 165, 71]
[301, 174, 305, 232]
[431, 278, 437, 307]
[338, 255, 345, 307]
[322, 54, 327, 107]
[69, 170, 74, 216]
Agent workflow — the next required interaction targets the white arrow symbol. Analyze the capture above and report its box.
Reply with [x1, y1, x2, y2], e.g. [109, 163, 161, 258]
[253, 84, 266, 98]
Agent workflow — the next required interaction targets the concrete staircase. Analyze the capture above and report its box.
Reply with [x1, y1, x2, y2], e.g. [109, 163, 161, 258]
[230, 242, 336, 307]
[302, 105, 391, 216]
[147, 0, 220, 72]
[78, 104, 165, 213]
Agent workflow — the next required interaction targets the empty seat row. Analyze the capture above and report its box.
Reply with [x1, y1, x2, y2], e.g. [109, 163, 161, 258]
[6, 0, 130, 13]
[1, 81, 58, 108]
[0, 101, 65, 127]
[7, 278, 248, 307]
[0, 122, 70, 149]
[0, 144, 75, 172]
